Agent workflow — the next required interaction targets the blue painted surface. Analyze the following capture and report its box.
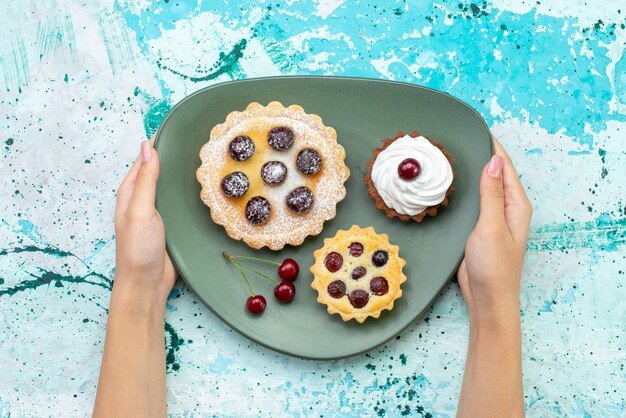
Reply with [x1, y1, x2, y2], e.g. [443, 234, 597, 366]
[0, 0, 624, 416]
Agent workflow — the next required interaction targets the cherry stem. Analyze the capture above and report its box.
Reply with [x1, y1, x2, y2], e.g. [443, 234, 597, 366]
[222, 251, 278, 286]
[235, 264, 255, 296]
[223, 251, 254, 295]
[233, 262, 278, 285]
[228, 255, 281, 266]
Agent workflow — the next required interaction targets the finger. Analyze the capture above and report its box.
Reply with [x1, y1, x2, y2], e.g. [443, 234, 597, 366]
[456, 259, 472, 305]
[128, 141, 160, 219]
[476, 153, 506, 230]
[456, 258, 467, 287]
[164, 251, 177, 285]
[457, 258, 466, 278]
[493, 139, 532, 242]
[492, 139, 525, 201]
[116, 152, 142, 220]
[116, 136, 157, 219]
[120, 135, 156, 192]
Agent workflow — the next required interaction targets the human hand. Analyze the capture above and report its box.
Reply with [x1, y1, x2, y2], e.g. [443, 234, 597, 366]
[456, 138, 530, 416]
[457, 139, 532, 321]
[94, 138, 174, 417]
[113, 137, 177, 311]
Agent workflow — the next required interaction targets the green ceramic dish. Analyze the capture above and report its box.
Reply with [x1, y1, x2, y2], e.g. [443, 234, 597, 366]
[154, 76, 492, 360]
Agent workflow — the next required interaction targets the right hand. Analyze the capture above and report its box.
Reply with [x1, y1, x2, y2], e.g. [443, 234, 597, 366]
[457, 139, 532, 320]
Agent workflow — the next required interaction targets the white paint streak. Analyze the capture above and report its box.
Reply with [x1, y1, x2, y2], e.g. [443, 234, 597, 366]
[314, 0, 345, 19]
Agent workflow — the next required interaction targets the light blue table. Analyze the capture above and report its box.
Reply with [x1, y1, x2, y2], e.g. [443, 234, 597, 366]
[1, 1, 624, 416]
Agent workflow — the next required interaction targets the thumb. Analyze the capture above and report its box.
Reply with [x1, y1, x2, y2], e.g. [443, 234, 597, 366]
[129, 141, 160, 217]
[477, 154, 505, 228]
[456, 259, 474, 308]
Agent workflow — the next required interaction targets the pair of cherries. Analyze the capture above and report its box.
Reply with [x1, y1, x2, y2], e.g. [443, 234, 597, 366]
[223, 251, 299, 315]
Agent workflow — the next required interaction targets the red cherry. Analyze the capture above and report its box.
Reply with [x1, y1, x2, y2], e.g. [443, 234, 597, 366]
[370, 277, 389, 296]
[348, 242, 364, 257]
[351, 266, 367, 280]
[348, 289, 369, 308]
[327, 280, 347, 298]
[398, 158, 421, 181]
[324, 252, 343, 272]
[278, 258, 299, 281]
[246, 295, 266, 314]
[274, 280, 296, 302]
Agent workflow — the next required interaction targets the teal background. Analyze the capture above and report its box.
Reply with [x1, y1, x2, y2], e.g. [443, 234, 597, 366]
[1, 0, 624, 416]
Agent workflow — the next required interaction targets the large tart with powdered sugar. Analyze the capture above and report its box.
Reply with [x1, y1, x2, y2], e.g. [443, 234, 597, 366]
[197, 101, 350, 250]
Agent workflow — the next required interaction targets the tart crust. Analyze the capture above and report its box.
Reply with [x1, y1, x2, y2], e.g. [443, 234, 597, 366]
[310, 225, 407, 323]
[197, 102, 350, 250]
[364, 131, 455, 222]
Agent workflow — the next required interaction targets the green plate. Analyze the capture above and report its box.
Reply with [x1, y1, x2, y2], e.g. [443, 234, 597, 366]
[155, 76, 492, 360]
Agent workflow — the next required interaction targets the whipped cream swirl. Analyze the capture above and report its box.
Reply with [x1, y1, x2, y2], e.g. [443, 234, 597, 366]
[371, 135, 453, 216]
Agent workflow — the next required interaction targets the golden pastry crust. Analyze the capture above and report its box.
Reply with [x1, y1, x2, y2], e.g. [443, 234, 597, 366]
[196, 102, 350, 250]
[364, 131, 455, 222]
[310, 225, 407, 323]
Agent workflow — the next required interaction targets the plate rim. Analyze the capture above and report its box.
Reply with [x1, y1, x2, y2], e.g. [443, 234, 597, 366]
[154, 75, 493, 360]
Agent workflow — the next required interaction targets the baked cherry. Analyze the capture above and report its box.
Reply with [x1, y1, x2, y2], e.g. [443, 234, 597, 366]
[278, 258, 299, 281]
[348, 289, 369, 308]
[221, 171, 249, 198]
[296, 148, 322, 175]
[267, 126, 294, 151]
[370, 276, 389, 296]
[351, 266, 367, 280]
[246, 295, 266, 314]
[261, 161, 287, 185]
[245, 196, 271, 224]
[324, 252, 343, 272]
[398, 158, 421, 181]
[327, 280, 346, 298]
[348, 242, 364, 257]
[286, 186, 314, 214]
[274, 280, 296, 302]
[372, 250, 389, 267]
[228, 136, 255, 161]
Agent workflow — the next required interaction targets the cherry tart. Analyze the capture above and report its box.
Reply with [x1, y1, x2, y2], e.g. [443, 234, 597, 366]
[197, 102, 350, 250]
[310, 225, 407, 323]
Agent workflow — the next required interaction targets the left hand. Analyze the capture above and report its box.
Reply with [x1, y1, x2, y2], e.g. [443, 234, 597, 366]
[113, 136, 177, 308]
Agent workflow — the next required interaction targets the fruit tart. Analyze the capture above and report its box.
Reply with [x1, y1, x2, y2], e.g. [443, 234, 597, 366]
[197, 102, 350, 250]
[310, 225, 407, 323]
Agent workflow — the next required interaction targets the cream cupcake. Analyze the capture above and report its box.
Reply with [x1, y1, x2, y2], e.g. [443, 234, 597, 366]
[364, 131, 454, 222]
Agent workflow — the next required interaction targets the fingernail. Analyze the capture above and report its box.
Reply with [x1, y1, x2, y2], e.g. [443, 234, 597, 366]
[140, 141, 152, 163]
[487, 155, 503, 178]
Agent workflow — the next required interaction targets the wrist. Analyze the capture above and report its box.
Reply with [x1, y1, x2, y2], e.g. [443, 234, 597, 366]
[469, 301, 521, 334]
[109, 276, 167, 322]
